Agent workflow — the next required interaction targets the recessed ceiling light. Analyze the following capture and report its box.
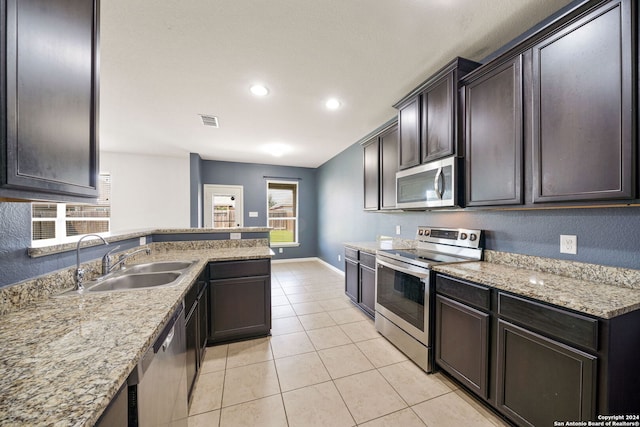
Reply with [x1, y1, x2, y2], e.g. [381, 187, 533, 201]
[325, 98, 341, 110]
[250, 84, 269, 96]
[262, 143, 291, 157]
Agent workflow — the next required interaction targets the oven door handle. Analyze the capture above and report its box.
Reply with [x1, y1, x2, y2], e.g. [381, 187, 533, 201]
[376, 258, 429, 279]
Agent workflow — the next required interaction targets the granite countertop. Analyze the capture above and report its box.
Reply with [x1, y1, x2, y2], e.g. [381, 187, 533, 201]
[28, 227, 272, 258]
[433, 261, 640, 319]
[0, 246, 273, 426]
[343, 239, 415, 253]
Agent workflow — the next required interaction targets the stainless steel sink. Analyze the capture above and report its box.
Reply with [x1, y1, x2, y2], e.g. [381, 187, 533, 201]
[86, 272, 181, 292]
[56, 260, 198, 296]
[123, 261, 195, 274]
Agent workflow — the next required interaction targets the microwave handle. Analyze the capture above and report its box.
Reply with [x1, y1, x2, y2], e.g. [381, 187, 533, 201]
[434, 167, 443, 199]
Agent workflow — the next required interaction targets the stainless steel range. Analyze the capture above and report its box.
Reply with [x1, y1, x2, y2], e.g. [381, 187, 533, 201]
[375, 226, 483, 373]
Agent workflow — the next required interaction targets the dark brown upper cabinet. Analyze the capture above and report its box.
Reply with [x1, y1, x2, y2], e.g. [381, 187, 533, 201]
[463, 56, 523, 206]
[531, 0, 634, 203]
[396, 97, 420, 170]
[1, 0, 100, 201]
[363, 120, 398, 211]
[363, 136, 380, 210]
[379, 125, 399, 210]
[394, 57, 480, 170]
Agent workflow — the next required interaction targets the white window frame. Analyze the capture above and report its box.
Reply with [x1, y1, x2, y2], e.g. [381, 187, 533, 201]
[31, 174, 111, 246]
[266, 180, 299, 247]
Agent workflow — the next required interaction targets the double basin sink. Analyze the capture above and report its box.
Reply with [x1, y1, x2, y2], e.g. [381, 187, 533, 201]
[59, 261, 197, 296]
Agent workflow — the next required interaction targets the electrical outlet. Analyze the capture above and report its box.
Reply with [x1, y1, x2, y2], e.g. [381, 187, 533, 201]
[396, 225, 401, 235]
[560, 235, 577, 254]
[338, 254, 341, 262]
[279, 248, 283, 254]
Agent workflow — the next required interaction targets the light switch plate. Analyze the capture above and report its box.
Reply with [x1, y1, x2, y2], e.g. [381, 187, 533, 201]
[395, 225, 401, 235]
[139, 237, 146, 245]
[230, 232, 241, 240]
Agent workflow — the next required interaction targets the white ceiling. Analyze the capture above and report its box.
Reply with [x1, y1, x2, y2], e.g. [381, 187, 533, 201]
[99, 0, 573, 168]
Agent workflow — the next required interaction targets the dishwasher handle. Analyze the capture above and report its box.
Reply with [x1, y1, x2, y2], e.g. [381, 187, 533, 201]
[161, 326, 175, 352]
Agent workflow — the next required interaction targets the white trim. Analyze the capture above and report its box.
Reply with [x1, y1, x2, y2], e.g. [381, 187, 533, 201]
[204, 184, 244, 228]
[267, 180, 298, 245]
[270, 256, 345, 276]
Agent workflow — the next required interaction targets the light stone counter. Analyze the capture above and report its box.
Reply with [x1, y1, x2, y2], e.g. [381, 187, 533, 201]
[433, 251, 640, 319]
[0, 244, 273, 426]
[343, 238, 416, 254]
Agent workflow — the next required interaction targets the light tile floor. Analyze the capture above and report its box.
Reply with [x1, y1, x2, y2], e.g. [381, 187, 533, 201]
[188, 260, 510, 427]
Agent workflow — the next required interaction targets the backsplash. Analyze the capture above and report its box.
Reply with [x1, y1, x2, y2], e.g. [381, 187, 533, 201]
[0, 238, 270, 316]
[485, 250, 640, 290]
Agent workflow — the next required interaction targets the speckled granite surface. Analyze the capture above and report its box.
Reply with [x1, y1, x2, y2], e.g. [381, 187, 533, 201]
[434, 251, 640, 319]
[343, 238, 416, 254]
[28, 227, 271, 258]
[0, 243, 274, 426]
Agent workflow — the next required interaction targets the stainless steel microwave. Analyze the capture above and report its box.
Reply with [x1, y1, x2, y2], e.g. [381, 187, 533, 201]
[396, 156, 457, 208]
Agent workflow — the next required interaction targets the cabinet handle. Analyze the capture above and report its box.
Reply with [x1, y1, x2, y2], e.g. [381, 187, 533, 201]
[434, 167, 443, 199]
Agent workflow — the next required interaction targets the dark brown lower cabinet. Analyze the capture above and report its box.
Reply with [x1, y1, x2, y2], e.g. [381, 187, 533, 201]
[497, 320, 597, 425]
[435, 294, 489, 399]
[208, 259, 271, 343]
[345, 248, 359, 302]
[185, 303, 198, 401]
[359, 264, 375, 317]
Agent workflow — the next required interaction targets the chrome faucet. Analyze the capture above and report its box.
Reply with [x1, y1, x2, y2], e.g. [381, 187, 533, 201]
[103, 247, 152, 274]
[101, 245, 122, 275]
[75, 234, 108, 291]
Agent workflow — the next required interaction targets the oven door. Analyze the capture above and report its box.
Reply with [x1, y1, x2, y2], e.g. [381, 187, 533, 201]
[375, 257, 430, 346]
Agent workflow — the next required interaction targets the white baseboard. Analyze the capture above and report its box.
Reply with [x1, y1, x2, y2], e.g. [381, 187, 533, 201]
[271, 256, 345, 276]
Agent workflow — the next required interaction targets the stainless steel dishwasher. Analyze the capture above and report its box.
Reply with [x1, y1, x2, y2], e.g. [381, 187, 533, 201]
[128, 302, 188, 426]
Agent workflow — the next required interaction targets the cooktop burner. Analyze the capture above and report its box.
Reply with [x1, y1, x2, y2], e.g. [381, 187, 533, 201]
[379, 248, 472, 264]
[376, 226, 484, 269]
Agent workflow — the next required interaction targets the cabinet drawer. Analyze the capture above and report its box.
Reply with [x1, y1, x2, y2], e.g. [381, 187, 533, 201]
[436, 275, 490, 311]
[360, 251, 376, 269]
[345, 247, 359, 261]
[498, 293, 598, 351]
[209, 259, 270, 280]
[185, 282, 199, 314]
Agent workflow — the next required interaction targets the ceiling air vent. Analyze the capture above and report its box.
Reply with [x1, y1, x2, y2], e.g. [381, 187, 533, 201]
[199, 114, 219, 128]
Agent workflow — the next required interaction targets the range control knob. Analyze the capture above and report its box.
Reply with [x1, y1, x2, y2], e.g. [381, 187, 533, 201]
[460, 233, 468, 240]
[418, 229, 424, 236]
[469, 234, 477, 242]
[423, 229, 430, 236]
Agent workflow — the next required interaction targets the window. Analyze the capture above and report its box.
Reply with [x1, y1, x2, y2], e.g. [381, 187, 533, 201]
[267, 181, 298, 246]
[32, 174, 111, 243]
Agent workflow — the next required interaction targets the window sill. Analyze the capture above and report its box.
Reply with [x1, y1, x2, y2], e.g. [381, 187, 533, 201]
[270, 243, 300, 248]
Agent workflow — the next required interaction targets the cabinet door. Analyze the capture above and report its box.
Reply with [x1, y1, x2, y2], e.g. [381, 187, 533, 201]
[465, 57, 523, 206]
[435, 295, 489, 399]
[532, 0, 634, 202]
[2, 0, 99, 198]
[198, 282, 209, 356]
[358, 265, 375, 318]
[497, 320, 596, 425]
[209, 276, 271, 343]
[397, 97, 421, 170]
[363, 138, 380, 210]
[422, 74, 454, 163]
[345, 257, 359, 302]
[379, 125, 398, 210]
[185, 307, 198, 402]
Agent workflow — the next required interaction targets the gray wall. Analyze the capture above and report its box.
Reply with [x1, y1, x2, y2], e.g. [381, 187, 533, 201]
[198, 159, 318, 261]
[190, 153, 203, 227]
[317, 141, 640, 271]
[0, 202, 142, 288]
